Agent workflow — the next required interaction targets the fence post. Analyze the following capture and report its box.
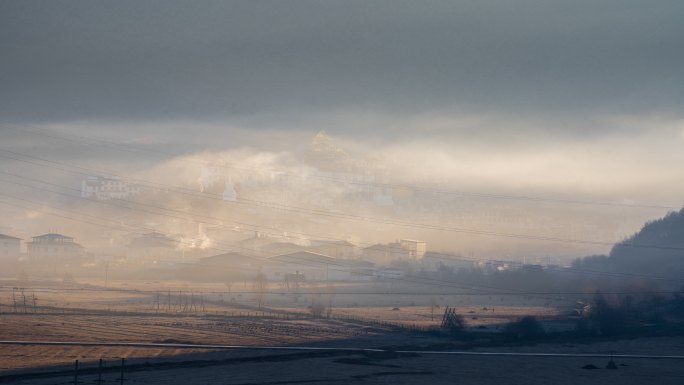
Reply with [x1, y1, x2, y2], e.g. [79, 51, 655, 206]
[97, 358, 103, 384]
[119, 358, 125, 385]
[73, 360, 78, 385]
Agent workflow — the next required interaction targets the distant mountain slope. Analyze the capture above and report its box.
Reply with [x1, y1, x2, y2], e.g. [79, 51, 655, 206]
[607, 208, 684, 277]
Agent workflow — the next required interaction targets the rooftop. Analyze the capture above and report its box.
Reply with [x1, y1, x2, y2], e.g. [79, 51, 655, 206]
[199, 252, 257, 266]
[31, 233, 74, 241]
[310, 239, 356, 247]
[269, 251, 337, 265]
[130, 232, 179, 248]
[269, 251, 372, 268]
[29, 233, 83, 247]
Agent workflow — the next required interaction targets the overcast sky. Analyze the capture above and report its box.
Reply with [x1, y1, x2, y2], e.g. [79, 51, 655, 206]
[1, 0, 683, 124]
[2, 1, 684, 189]
[2, 1, 683, 177]
[1, 1, 684, 254]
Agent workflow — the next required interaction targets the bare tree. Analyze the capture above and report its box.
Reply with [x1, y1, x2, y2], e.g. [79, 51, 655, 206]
[325, 284, 336, 319]
[253, 271, 268, 309]
[430, 297, 438, 321]
[309, 283, 326, 318]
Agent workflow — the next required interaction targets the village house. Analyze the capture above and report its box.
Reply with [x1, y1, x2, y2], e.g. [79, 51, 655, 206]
[177, 251, 260, 282]
[361, 239, 427, 265]
[127, 232, 182, 263]
[81, 176, 140, 201]
[308, 239, 358, 259]
[0, 233, 21, 261]
[264, 251, 374, 282]
[27, 233, 85, 262]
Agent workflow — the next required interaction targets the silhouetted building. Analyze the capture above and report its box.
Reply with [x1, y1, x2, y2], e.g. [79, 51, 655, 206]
[308, 239, 357, 259]
[128, 232, 181, 262]
[304, 130, 350, 173]
[27, 233, 85, 262]
[81, 176, 140, 200]
[177, 252, 259, 281]
[0, 234, 21, 260]
[361, 243, 403, 265]
[265, 251, 374, 281]
[522, 264, 543, 273]
[400, 239, 427, 260]
[362, 239, 427, 265]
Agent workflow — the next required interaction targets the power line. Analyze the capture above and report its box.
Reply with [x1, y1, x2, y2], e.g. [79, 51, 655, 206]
[0, 202, 678, 312]
[4, 169, 684, 286]
[0, 197, 513, 295]
[2, 170, 684, 285]
[1, 286, 680, 297]
[3, 340, 684, 359]
[1, 121, 678, 210]
[2, 149, 680, 251]
[2, 196, 681, 302]
[0, 198, 587, 298]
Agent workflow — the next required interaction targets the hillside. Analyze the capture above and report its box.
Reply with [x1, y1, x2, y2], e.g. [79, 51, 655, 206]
[607, 208, 684, 277]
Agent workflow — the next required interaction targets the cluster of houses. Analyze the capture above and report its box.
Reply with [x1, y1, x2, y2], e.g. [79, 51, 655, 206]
[0, 231, 198, 266]
[0, 229, 436, 283]
[181, 250, 377, 283]
[195, 130, 396, 209]
[178, 234, 430, 283]
[0, 230, 208, 263]
[2, 228, 560, 284]
[0, 233, 85, 263]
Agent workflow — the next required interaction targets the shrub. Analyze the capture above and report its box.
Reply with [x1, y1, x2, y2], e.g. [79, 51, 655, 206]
[504, 316, 545, 340]
[310, 301, 326, 318]
[590, 293, 626, 336]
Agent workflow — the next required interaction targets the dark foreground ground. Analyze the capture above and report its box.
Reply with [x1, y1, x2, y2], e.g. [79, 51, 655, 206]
[2, 335, 684, 385]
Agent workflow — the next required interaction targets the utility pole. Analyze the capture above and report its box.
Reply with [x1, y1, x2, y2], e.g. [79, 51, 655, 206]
[177, 290, 184, 312]
[104, 262, 109, 288]
[154, 291, 160, 314]
[21, 289, 27, 313]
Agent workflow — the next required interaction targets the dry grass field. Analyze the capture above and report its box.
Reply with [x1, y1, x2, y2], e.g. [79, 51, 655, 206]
[2, 279, 683, 384]
[0, 312, 397, 375]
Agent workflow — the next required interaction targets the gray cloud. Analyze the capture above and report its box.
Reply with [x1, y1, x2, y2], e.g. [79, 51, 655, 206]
[1, 0, 683, 123]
